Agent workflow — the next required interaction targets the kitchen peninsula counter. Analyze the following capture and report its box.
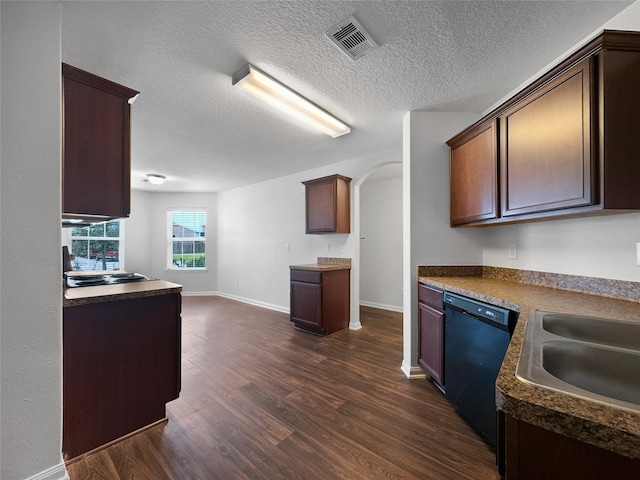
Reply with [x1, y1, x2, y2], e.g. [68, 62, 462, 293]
[418, 266, 640, 460]
[289, 256, 352, 272]
[63, 272, 182, 461]
[64, 278, 182, 307]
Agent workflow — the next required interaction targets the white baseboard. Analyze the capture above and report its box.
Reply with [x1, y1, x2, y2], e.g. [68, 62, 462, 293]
[401, 360, 427, 379]
[25, 463, 69, 480]
[214, 292, 289, 314]
[182, 293, 401, 316]
[359, 300, 403, 313]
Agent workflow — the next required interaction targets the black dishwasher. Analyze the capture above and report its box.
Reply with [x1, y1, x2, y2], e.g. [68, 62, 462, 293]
[443, 292, 516, 452]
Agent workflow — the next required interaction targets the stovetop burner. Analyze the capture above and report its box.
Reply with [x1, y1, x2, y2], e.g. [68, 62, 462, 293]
[65, 273, 153, 288]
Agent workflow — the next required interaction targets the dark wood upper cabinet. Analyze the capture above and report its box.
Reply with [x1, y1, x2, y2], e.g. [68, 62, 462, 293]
[447, 30, 640, 226]
[447, 120, 499, 226]
[302, 174, 351, 234]
[62, 63, 139, 221]
[500, 57, 594, 217]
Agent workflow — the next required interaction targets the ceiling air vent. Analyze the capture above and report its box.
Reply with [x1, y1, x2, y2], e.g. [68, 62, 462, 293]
[326, 15, 379, 61]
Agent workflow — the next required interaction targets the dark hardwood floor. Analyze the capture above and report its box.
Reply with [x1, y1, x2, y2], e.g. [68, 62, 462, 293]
[66, 297, 500, 480]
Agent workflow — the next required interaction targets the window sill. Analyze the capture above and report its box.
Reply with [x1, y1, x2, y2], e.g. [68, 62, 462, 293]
[165, 268, 208, 272]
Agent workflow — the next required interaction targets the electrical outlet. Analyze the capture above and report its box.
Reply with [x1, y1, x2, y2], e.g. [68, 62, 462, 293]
[284, 243, 290, 252]
[324, 244, 330, 252]
[235, 279, 239, 287]
[508, 244, 517, 260]
[636, 242, 640, 266]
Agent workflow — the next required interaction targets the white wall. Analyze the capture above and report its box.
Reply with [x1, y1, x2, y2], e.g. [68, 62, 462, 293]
[125, 190, 218, 294]
[216, 150, 398, 312]
[483, 214, 640, 281]
[1, 3, 69, 480]
[480, 1, 640, 282]
[122, 189, 154, 274]
[402, 111, 485, 377]
[360, 176, 403, 311]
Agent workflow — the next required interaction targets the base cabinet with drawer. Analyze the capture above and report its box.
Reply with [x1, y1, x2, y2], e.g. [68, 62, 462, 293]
[418, 283, 444, 388]
[290, 267, 350, 335]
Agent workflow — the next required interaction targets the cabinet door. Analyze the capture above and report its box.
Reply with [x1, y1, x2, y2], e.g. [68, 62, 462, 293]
[505, 415, 640, 480]
[62, 63, 138, 219]
[418, 302, 444, 387]
[303, 174, 351, 234]
[449, 120, 498, 225]
[63, 293, 181, 459]
[290, 280, 322, 329]
[500, 57, 594, 217]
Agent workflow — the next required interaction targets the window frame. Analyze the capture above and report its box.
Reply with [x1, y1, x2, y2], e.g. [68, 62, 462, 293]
[166, 208, 207, 271]
[69, 219, 124, 271]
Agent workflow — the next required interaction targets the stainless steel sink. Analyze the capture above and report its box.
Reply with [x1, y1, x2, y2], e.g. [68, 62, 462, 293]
[542, 341, 640, 406]
[542, 313, 640, 351]
[517, 310, 640, 413]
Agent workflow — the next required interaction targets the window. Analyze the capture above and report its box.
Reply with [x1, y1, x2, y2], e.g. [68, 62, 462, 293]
[167, 210, 206, 269]
[70, 220, 122, 271]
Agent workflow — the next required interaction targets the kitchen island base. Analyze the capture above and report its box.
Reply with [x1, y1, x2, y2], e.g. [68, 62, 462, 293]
[63, 291, 181, 460]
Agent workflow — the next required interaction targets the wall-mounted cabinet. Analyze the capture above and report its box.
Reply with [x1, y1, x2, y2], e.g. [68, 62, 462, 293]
[501, 57, 593, 217]
[62, 63, 139, 221]
[302, 174, 351, 233]
[448, 120, 499, 226]
[447, 30, 640, 227]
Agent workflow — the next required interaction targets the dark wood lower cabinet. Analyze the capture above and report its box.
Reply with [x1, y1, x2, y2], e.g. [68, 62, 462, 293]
[63, 293, 181, 460]
[505, 414, 640, 479]
[417, 284, 444, 389]
[290, 268, 350, 335]
[418, 302, 444, 386]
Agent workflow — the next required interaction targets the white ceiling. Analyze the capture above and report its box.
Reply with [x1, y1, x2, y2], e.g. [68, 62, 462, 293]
[60, 1, 632, 193]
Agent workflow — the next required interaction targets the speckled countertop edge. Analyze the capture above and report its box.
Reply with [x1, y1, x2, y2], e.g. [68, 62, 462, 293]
[290, 257, 352, 271]
[418, 266, 640, 460]
[64, 280, 182, 307]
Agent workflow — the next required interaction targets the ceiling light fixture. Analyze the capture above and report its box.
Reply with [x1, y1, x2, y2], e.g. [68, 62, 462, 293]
[232, 64, 350, 138]
[146, 174, 166, 185]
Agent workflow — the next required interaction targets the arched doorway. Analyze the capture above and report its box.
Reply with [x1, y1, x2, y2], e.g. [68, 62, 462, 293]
[350, 161, 403, 330]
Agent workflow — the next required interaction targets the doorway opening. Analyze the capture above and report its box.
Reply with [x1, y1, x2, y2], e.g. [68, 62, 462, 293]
[350, 161, 403, 330]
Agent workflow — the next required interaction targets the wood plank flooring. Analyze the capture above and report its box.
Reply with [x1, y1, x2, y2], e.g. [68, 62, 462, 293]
[66, 297, 500, 480]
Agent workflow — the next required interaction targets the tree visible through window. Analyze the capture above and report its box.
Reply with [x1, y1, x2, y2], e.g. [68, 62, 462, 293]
[70, 220, 122, 271]
[168, 210, 206, 269]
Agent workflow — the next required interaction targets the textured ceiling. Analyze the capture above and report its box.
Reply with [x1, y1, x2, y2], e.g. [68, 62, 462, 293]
[60, 1, 632, 192]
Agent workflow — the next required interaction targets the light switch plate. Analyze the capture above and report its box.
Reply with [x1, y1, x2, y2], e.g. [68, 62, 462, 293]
[508, 244, 517, 260]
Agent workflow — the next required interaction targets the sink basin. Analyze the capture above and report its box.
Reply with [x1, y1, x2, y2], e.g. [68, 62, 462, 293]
[542, 313, 640, 351]
[516, 309, 640, 413]
[542, 341, 640, 406]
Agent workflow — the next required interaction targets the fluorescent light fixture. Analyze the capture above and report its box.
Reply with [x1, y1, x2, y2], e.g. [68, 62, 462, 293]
[146, 174, 166, 185]
[232, 64, 350, 138]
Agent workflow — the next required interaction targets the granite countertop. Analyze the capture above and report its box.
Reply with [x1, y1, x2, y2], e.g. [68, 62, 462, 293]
[417, 266, 640, 460]
[64, 271, 182, 307]
[290, 256, 352, 272]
